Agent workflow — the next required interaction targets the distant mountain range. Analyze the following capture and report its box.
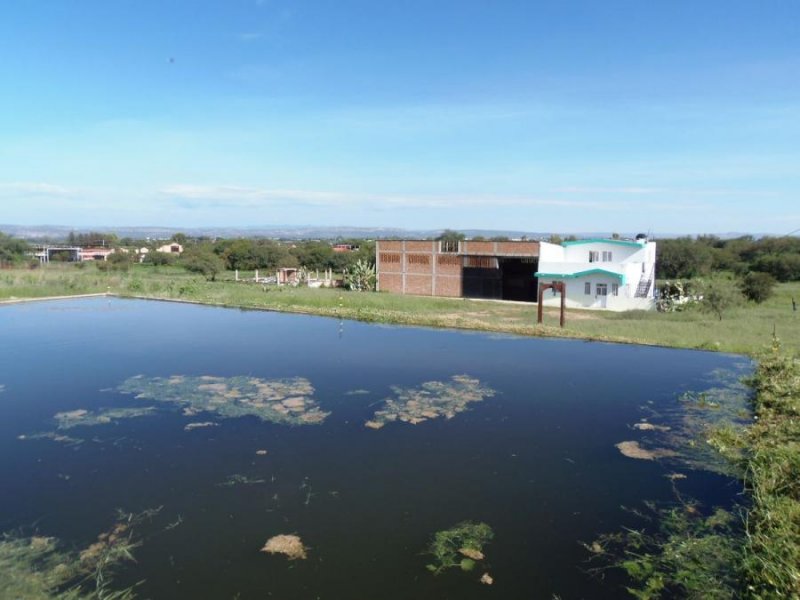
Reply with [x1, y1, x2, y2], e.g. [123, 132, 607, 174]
[0, 223, 759, 242]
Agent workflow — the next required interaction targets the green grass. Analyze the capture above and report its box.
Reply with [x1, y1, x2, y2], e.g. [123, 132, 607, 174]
[2, 263, 798, 356]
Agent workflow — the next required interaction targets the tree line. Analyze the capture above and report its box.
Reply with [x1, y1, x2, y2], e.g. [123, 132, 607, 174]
[657, 235, 800, 282]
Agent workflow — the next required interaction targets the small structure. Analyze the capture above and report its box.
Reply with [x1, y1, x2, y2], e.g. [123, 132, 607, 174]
[34, 246, 82, 263]
[277, 268, 299, 285]
[156, 243, 183, 254]
[535, 235, 656, 311]
[79, 247, 115, 261]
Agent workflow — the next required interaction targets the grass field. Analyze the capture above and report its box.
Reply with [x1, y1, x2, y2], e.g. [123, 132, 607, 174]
[2, 263, 798, 355]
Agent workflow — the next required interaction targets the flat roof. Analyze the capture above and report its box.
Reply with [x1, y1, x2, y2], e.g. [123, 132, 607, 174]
[561, 238, 645, 248]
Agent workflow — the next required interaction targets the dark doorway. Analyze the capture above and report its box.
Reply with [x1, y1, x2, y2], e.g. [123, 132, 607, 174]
[500, 258, 538, 302]
[462, 256, 538, 302]
[462, 256, 501, 299]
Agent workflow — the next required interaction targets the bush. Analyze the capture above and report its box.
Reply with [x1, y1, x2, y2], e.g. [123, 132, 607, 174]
[145, 252, 177, 266]
[699, 275, 744, 321]
[181, 248, 225, 281]
[739, 272, 777, 303]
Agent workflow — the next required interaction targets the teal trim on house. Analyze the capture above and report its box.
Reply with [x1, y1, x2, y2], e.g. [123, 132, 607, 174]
[535, 269, 627, 285]
[561, 238, 644, 248]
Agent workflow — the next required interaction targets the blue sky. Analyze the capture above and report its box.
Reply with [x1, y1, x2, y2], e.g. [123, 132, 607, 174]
[1, 1, 798, 234]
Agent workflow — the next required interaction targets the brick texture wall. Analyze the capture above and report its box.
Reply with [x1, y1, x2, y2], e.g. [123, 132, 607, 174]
[375, 239, 538, 298]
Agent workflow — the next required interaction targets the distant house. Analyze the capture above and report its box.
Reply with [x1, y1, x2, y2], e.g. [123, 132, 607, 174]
[156, 243, 183, 254]
[535, 235, 656, 311]
[79, 247, 115, 261]
[333, 244, 357, 253]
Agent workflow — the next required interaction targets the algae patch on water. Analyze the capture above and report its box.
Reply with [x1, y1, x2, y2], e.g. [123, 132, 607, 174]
[118, 374, 329, 425]
[426, 521, 493, 577]
[615, 441, 677, 461]
[54, 407, 157, 430]
[260, 534, 307, 560]
[365, 375, 495, 429]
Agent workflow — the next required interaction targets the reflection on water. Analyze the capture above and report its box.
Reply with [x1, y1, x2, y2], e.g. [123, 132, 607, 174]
[0, 298, 750, 599]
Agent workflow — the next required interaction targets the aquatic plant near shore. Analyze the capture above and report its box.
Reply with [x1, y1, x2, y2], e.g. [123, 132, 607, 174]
[119, 374, 329, 425]
[425, 521, 493, 575]
[365, 375, 495, 429]
[0, 509, 154, 599]
[618, 365, 752, 475]
[586, 503, 742, 599]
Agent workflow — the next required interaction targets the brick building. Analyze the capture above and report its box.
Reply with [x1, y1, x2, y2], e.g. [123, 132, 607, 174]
[376, 239, 541, 302]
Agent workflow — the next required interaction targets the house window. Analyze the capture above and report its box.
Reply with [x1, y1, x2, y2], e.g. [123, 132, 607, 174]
[588, 251, 599, 263]
[602, 251, 612, 262]
[596, 283, 608, 296]
[440, 240, 460, 253]
[584, 282, 591, 295]
[611, 283, 619, 296]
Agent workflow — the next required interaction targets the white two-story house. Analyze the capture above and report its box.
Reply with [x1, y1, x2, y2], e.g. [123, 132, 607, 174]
[535, 235, 656, 311]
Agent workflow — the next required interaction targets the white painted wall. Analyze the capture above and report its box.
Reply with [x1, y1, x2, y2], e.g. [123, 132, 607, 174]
[537, 239, 657, 312]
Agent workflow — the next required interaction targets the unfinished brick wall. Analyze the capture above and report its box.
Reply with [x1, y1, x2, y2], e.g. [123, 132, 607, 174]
[375, 240, 539, 299]
[376, 240, 461, 297]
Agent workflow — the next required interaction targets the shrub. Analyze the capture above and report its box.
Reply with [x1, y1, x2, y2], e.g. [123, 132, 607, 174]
[699, 275, 744, 321]
[739, 271, 777, 303]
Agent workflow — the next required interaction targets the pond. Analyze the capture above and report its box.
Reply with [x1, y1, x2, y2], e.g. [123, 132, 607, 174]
[0, 298, 751, 599]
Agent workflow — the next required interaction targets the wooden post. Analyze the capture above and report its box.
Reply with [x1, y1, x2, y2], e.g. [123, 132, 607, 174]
[537, 283, 545, 324]
[537, 281, 566, 327]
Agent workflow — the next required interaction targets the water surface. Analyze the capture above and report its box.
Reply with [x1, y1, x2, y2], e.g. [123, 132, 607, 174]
[0, 298, 749, 599]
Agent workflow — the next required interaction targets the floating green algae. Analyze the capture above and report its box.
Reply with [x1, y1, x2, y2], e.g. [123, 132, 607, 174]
[0, 510, 151, 599]
[17, 432, 84, 446]
[365, 375, 495, 429]
[344, 389, 370, 396]
[118, 374, 329, 425]
[425, 521, 494, 575]
[54, 407, 157, 430]
[217, 474, 266, 487]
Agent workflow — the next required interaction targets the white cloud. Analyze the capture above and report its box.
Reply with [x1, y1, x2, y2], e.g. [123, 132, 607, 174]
[0, 182, 73, 196]
[159, 183, 687, 212]
[553, 186, 664, 195]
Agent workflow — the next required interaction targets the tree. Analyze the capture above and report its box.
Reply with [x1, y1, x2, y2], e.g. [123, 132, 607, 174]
[107, 250, 131, 272]
[657, 238, 714, 279]
[436, 230, 466, 242]
[181, 247, 225, 281]
[547, 234, 562, 245]
[699, 276, 744, 321]
[752, 253, 800, 282]
[0, 232, 30, 264]
[739, 272, 777, 304]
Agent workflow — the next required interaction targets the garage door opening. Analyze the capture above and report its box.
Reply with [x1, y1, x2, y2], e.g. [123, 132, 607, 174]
[462, 256, 539, 302]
